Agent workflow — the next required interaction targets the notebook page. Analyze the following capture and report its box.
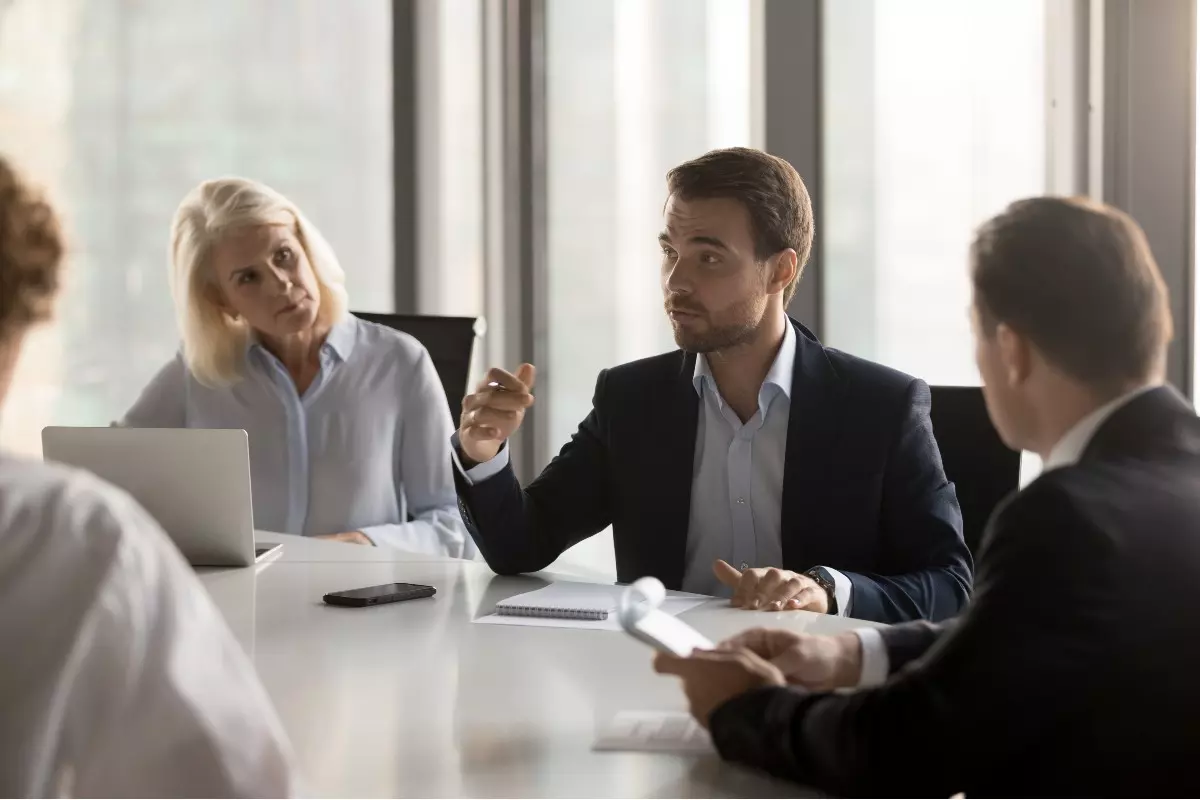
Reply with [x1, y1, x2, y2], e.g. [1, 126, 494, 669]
[475, 581, 709, 630]
[494, 582, 626, 614]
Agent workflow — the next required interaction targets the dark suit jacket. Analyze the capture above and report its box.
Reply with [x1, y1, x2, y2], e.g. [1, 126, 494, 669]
[710, 386, 1200, 797]
[455, 319, 972, 623]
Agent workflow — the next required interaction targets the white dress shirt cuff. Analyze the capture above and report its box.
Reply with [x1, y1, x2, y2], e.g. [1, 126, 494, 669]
[450, 433, 511, 486]
[820, 566, 853, 617]
[854, 627, 890, 688]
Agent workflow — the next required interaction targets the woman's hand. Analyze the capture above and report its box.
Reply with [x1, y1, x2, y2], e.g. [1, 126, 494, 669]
[315, 531, 374, 546]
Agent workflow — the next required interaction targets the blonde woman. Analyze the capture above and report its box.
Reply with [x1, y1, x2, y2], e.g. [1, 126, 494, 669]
[123, 178, 469, 556]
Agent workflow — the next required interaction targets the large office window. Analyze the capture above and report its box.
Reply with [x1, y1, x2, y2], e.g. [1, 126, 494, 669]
[416, 0, 485, 320]
[1195, 1, 1200, 404]
[543, 0, 754, 577]
[822, 0, 1047, 386]
[0, 0, 392, 456]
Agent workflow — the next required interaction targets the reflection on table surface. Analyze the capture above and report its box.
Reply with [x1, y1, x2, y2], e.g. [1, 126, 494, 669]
[198, 533, 875, 798]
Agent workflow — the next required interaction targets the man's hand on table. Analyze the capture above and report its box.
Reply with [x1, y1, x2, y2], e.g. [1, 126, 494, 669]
[713, 559, 829, 613]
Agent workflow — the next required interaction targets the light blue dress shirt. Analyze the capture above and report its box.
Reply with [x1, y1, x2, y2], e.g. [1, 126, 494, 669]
[458, 321, 850, 612]
[121, 315, 471, 557]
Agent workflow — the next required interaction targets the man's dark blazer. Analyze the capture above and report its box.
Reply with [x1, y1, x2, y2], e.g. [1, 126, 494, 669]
[454, 319, 972, 623]
[710, 386, 1200, 797]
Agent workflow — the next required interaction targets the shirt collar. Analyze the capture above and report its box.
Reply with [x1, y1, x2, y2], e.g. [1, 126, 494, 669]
[321, 314, 357, 362]
[1043, 384, 1161, 471]
[692, 319, 796, 402]
[247, 313, 357, 364]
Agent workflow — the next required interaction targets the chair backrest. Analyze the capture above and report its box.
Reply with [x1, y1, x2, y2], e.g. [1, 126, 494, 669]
[352, 312, 484, 428]
[929, 385, 1021, 557]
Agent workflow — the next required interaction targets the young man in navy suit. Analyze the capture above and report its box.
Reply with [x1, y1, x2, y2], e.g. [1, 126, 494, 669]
[452, 147, 971, 624]
[655, 196, 1200, 796]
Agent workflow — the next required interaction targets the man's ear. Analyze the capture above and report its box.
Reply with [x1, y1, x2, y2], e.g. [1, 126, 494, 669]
[767, 249, 798, 295]
[995, 323, 1032, 388]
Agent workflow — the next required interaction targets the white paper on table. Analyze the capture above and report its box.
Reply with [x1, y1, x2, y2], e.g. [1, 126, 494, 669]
[474, 581, 708, 631]
[593, 711, 713, 753]
[618, 577, 716, 656]
[473, 612, 625, 631]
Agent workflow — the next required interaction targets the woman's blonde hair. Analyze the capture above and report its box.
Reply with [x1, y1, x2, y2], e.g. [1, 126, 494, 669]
[170, 177, 349, 386]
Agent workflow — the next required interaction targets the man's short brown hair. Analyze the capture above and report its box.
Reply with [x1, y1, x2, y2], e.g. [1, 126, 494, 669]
[0, 156, 63, 341]
[971, 196, 1172, 391]
[666, 147, 814, 304]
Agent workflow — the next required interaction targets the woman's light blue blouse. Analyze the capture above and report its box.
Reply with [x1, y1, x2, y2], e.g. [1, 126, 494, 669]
[121, 316, 470, 557]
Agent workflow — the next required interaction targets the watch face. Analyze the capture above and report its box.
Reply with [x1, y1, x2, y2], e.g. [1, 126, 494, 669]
[805, 568, 837, 613]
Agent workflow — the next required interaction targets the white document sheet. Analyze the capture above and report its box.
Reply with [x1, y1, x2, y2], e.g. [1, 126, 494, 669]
[593, 711, 713, 753]
[618, 576, 716, 656]
[473, 612, 626, 631]
[474, 581, 708, 630]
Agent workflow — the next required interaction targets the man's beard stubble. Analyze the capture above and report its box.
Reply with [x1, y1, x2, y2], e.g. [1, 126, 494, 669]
[667, 294, 764, 354]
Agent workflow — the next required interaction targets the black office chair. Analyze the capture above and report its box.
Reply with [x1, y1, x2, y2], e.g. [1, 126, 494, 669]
[929, 385, 1021, 557]
[352, 312, 485, 428]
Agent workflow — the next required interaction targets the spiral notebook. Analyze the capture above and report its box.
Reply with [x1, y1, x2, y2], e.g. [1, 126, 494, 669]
[492, 583, 622, 621]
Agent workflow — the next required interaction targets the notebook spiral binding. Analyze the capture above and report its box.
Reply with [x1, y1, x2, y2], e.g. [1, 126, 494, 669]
[494, 605, 610, 621]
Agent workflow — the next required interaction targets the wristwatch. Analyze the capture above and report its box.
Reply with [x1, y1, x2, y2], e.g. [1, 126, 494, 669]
[803, 567, 838, 615]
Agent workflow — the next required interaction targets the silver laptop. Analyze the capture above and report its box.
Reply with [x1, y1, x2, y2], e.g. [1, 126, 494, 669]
[41, 427, 279, 567]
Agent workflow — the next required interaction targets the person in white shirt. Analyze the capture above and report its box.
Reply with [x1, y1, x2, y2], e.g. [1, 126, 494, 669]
[120, 177, 469, 557]
[0, 156, 297, 797]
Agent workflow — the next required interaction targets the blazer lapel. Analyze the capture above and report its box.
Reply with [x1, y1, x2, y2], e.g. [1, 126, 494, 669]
[779, 320, 846, 567]
[652, 351, 700, 589]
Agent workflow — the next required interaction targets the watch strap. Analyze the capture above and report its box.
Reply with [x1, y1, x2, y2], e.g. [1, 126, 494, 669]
[803, 567, 838, 615]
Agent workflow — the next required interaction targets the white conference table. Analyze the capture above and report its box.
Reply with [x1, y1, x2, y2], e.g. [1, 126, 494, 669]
[199, 532, 882, 798]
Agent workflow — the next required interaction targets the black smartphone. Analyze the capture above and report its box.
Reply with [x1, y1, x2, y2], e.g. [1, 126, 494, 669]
[323, 582, 436, 607]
